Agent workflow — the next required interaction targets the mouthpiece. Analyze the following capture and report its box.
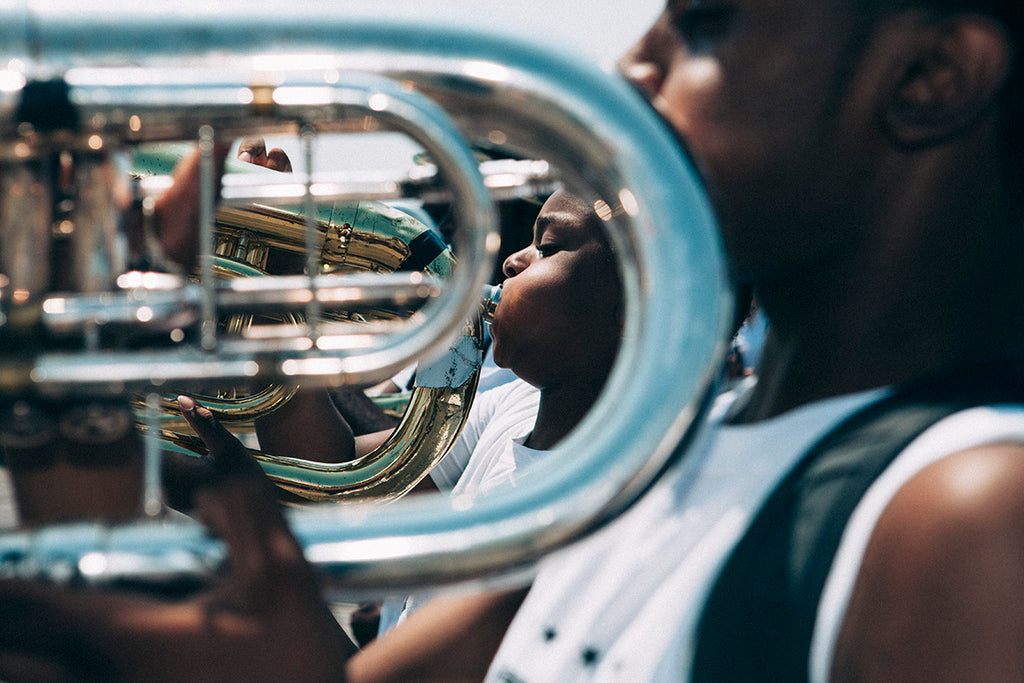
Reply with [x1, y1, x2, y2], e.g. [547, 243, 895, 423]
[481, 284, 501, 324]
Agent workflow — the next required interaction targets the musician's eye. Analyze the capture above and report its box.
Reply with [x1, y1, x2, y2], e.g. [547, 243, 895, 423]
[671, 4, 735, 52]
[537, 243, 562, 258]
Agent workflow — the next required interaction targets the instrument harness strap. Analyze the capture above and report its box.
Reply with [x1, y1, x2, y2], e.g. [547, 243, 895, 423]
[692, 361, 1024, 682]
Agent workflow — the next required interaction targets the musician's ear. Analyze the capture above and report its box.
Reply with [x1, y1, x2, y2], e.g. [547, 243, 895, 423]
[880, 14, 1011, 149]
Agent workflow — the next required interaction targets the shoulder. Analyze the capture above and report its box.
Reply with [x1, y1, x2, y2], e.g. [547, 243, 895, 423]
[867, 441, 1024, 574]
[833, 441, 1024, 681]
[888, 439, 1024, 522]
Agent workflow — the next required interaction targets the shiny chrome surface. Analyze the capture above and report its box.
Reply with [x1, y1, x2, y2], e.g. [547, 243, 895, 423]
[145, 198, 480, 503]
[1, 49, 498, 396]
[0, 6, 732, 597]
[159, 285, 502, 503]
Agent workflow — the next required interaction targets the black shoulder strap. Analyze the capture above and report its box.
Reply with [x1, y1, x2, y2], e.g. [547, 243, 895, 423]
[692, 363, 1024, 682]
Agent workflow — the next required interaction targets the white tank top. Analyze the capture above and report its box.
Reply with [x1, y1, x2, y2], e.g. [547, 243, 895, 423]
[487, 386, 885, 682]
[490, 386, 1024, 681]
[809, 404, 1024, 681]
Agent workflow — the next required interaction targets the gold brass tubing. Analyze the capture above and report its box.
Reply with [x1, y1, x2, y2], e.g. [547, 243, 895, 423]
[159, 310, 487, 503]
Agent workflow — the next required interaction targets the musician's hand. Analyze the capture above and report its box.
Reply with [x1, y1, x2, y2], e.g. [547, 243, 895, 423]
[0, 396, 355, 682]
[160, 394, 272, 510]
[148, 142, 230, 272]
[147, 135, 290, 271]
[237, 136, 293, 172]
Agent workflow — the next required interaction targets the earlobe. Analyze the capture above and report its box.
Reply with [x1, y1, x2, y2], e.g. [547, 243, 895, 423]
[881, 15, 1011, 149]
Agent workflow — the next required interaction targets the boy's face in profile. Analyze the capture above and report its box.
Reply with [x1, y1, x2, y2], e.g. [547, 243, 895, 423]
[622, 0, 883, 283]
[490, 190, 622, 391]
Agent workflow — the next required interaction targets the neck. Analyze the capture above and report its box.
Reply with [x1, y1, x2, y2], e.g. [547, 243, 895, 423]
[526, 381, 606, 450]
[740, 159, 1024, 421]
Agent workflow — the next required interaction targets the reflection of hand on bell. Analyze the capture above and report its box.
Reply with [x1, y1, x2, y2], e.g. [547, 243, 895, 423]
[133, 135, 290, 273]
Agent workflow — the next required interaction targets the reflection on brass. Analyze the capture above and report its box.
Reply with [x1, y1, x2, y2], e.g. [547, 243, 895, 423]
[141, 250, 298, 434]
[0, 15, 727, 597]
[153, 199, 488, 502]
[160, 320, 485, 503]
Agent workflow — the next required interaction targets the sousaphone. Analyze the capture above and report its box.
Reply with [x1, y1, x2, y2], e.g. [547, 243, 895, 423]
[0, 6, 731, 597]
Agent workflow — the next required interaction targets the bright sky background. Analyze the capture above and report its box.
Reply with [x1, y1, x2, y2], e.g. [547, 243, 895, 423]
[18, 0, 662, 67]
[236, 0, 665, 171]
[249, 0, 664, 67]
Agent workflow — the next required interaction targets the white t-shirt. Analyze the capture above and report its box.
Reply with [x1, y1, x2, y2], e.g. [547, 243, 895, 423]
[428, 355, 541, 492]
[377, 354, 541, 636]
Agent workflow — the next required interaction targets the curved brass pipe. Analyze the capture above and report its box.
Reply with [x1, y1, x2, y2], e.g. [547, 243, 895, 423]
[0, 13, 729, 596]
[148, 200, 489, 502]
[160, 302, 491, 503]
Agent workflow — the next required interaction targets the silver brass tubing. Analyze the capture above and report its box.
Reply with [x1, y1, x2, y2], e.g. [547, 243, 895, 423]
[198, 125, 218, 351]
[300, 125, 321, 341]
[142, 392, 164, 518]
[68, 154, 130, 294]
[37, 271, 442, 338]
[0, 11, 731, 596]
[0, 164, 52, 297]
[3, 74, 495, 393]
[138, 158, 558, 207]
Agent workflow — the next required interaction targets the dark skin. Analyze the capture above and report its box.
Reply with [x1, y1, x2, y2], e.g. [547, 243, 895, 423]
[257, 189, 620, 649]
[1, 397, 357, 682]
[0, 398, 528, 682]
[0, 188, 619, 679]
[491, 190, 621, 449]
[625, 2, 1024, 418]
[4, 1, 1024, 680]
[832, 443, 1024, 682]
[3, 431, 145, 525]
[237, 136, 293, 173]
[256, 190, 621, 462]
[624, 0, 1024, 679]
